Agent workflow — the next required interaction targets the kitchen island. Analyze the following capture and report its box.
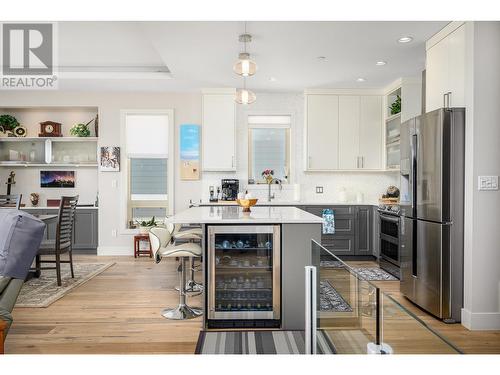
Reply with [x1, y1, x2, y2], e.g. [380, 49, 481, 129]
[165, 206, 322, 330]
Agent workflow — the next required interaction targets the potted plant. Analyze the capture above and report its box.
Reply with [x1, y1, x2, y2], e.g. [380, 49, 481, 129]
[390, 95, 401, 115]
[261, 169, 274, 184]
[0, 115, 20, 137]
[70, 119, 93, 137]
[136, 216, 158, 234]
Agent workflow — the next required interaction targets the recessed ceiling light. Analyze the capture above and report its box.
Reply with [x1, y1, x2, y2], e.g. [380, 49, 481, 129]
[317, 56, 327, 61]
[376, 61, 387, 66]
[356, 78, 366, 82]
[269, 77, 277, 82]
[398, 36, 413, 43]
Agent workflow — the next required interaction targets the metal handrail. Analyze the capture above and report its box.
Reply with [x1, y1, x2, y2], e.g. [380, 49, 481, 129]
[304, 266, 317, 354]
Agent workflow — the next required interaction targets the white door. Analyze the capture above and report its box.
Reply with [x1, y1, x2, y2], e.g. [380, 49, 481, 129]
[202, 94, 236, 171]
[426, 38, 449, 112]
[338, 96, 360, 170]
[447, 24, 466, 108]
[306, 94, 339, 170]
[359, 96, 383, 169]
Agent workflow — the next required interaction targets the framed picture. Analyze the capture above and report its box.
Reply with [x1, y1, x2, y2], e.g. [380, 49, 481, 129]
[100, 146, 120, 172]
[180, 124, 200, 180]
[40, 171, 75, 188]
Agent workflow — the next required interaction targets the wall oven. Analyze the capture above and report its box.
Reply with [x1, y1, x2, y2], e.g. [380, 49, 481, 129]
[378, 211, 400, 279]
[207, 225, 281, 328]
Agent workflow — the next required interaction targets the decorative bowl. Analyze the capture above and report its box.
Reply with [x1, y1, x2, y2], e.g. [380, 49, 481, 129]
[236, 198, 258, 212]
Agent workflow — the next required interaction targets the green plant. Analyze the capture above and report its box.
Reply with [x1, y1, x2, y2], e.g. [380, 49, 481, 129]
[136, 216, 158, 227]
[70, 119, 93, 137]
[0, 115, 20, 131]
[390, 95, 401, 115]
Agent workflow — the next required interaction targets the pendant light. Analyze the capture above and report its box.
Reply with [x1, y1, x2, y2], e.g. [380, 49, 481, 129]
[233, 22, 257, 77]
[234, 22, 257, 104]
[235, 85, 256, 105]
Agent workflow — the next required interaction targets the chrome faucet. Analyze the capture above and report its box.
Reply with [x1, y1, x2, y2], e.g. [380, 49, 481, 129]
[267, 178, 283, 202]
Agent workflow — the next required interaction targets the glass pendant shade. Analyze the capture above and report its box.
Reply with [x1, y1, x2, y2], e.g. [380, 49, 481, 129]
[235, 88, 256, 104]
[233, 53, 257, 76]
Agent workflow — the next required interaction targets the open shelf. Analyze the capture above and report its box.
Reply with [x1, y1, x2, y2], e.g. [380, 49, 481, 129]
[0, 162, 97, 168]
[0, 137, 98, 142]
[385, 112, 401, 123]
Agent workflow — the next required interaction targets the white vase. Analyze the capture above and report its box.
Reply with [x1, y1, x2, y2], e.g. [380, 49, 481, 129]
[139, 226, 152, 234]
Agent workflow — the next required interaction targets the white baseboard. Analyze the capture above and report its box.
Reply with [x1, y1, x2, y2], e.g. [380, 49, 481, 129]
[97, 246, 132, 256]
[461, 308, 500, 330]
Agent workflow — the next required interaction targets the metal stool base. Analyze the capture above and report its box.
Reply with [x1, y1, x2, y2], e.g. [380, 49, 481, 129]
[161, 304, 203, 320]
[174, 282, 203, 294]
[185, 280, 203, 295]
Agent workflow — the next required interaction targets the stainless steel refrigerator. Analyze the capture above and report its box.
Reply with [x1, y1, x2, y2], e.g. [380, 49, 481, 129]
[399, 108, 465, 322]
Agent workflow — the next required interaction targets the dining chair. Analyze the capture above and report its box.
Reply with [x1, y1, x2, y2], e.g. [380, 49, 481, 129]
[32, 196, 79, 286]
[0, 195, 22, 209]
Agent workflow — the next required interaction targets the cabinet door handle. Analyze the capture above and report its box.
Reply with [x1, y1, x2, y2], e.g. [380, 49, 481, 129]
[444, 92, 452, 110]
[308, 156, 312, 169]
[362, 156, 364, 168]
[356, 156, 360, 169]
[231, 156, 235, 168]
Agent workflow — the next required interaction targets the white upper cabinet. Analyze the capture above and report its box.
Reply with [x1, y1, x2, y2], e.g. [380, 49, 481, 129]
[359, 96, 383, 169]
[305, 92, 383, 171]
[338, 96, 360, 169]
[202, 90, 236, 171]
[426, 23, 466, 112]
[305, 94, 339, 170]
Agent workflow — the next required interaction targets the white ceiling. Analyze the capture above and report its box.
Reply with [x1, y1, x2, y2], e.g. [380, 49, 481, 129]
[57, 21, 448, 92]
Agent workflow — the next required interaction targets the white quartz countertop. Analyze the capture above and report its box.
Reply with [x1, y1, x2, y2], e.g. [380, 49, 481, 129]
[165, 206, 323, 224]
[197, 200, 377, 206]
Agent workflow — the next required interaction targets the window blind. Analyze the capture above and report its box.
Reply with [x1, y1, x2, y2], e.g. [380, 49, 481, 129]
[126, 114, 169, 158]
[251, 128, 288, 180]
[130, 158, 168, 200]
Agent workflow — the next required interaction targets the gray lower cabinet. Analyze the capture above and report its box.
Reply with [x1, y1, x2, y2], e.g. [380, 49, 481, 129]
[355, 206, 372, 255]
[23, 208, 98, 252]
[304, 205, 374, 257]
[73, 210, 98, 251]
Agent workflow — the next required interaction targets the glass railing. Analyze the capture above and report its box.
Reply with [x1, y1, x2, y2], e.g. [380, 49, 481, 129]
[307, 240, 461, 354]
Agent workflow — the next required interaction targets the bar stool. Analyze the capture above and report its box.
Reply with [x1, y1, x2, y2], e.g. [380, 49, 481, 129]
[149, 226, 203, 320]
[167, 223, 203, 294]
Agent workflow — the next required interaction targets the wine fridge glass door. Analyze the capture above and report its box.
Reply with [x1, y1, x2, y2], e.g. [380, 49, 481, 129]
[208, 225, 280, 320]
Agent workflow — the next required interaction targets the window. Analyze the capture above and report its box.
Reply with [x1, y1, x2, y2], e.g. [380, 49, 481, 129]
[125, 111, 173, 226]
[248, 115, 291, 183]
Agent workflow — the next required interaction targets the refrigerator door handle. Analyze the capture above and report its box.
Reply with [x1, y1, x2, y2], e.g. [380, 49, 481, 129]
[411, 133, 418, 217]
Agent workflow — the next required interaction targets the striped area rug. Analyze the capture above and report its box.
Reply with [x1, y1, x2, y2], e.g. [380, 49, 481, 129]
[195, 330, 336, 354]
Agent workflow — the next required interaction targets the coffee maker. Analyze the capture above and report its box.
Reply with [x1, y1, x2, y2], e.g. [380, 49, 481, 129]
[221, 179, 239, 201]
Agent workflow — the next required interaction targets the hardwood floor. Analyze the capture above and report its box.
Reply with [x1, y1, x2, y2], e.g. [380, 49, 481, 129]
[6, 255, 203, 354]
[5, 256, 500, 354]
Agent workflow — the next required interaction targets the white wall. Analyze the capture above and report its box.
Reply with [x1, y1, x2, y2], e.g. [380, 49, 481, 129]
[0, 91, 398, 255]
[462, 22, 500, 330]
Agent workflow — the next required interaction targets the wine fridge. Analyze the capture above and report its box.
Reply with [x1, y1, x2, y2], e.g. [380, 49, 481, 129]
[207, 225, 281, 328]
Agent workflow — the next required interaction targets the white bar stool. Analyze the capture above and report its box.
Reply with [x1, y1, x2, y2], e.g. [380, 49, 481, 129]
[149, 227, 203, 320]
[167, 223, 204, 294]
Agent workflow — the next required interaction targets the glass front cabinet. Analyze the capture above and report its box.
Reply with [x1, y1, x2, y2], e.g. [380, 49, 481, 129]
[207, 225, 281, 328]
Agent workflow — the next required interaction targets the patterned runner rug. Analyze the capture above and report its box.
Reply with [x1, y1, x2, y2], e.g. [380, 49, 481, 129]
[320, 261, 398, 281]
[320, 280, 353, 312]
[16, 263, 115, 308]
[195, 330, 336, 354]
